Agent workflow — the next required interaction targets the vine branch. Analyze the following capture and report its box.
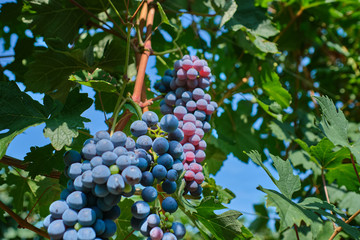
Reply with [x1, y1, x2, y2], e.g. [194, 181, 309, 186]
[0, 200, 50, 239]
[329, 209, 360, 240]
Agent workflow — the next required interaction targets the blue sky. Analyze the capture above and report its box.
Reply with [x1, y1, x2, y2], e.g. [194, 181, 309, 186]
[0, 1, 279, 227]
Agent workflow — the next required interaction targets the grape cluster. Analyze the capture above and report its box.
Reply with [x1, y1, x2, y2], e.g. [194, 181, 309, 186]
[44, 112, 187, 240]
[155, 55, 217, 196]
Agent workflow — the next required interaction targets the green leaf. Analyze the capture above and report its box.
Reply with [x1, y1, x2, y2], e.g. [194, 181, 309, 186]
[315, 96, 349, 147]
[204, 136, 227, 175]
[309, 138, 349, 167]
[35, 178, 61, 217]
[28, 0, 108, 43]
[97, 38, 127, 75]
[326, 164, 360, 191]
[44, 88, 93, 150]
[24, 144, 65, 178]
[157, 2, 175, 28]
[69, 69, 119, 93]
[24, 43, 92, 94]
[211, 0, 238, 27]
[253, 20, 279, 38]
[0, 81, 48, 158]
[7, 173, 35, 212]
[116, 198, 137, 240]
[269, 120, 294, 142]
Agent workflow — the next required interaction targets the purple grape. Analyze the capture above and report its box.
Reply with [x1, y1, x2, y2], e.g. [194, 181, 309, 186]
[174, 106, 187, 120]
[185, 101, 196, 112]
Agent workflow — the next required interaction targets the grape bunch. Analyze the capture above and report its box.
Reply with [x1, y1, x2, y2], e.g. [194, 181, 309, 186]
[155, 55, 217, 196]
[44, 111, 186, 240]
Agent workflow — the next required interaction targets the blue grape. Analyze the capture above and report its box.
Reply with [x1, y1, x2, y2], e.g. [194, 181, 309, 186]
[125, 137, 136, 151]
[43, 214, 53, 229]
[162, 197, 178, 213]
[91, 206, 103, 219]
[77, 208, 96, 226]
[160, 114, 179, 133]
[77, 227, 96, 240]
[97, 198, 113, 212]
[116, 155, 131, 170]
[121, 166, 142, 185]
[162, 180, 177, 194]
[172, 160, 184, 174]
[81, 160, 92, 172]
[68, 163, 82, 180]
[131, 201, 150, 219]
[101, 151, 117, 166]
[96, 139, 114, 155]
[137, 157, 149, 171]
[60, 189, 71, 200]
[165, 92, 177, 106]
[199, 77, 210, 89]
[107, 174, 125, 195]
[47, 219, 66, 239]
[175, 87, 186, 98]
[152, 137, 169, 155]
[130, 120, 148, 137]
[168, 141, 183, 159]
[83, 138, 95, 146]
[49, 200, 69, 219]
[62, 209, 77, 226]
[66, 191, 87, 210]
[63, 228, 78, 240]
[93, 219, 106, 235]
[191, 185, 202, 196]
[152, 165, 167, 180]
[103, 194, 121, 207]
[90, 156, 103, 168]
[157, 153, 174, 170]
[113, 146, 128, 156]
[86, 192, 97, 206]
[162, 75, 173, 88]
[131, 217, 144, 231]
[63, 150, 81, 166]
[168, 128, 184, 142]
[94, 130, 110, 141]
[140, 171, 154, 186]
[194, 110, 206, 121]
[67, 180, 75, 192]
[142, 111, 159, 127]
[181, 91, 192, 102]
[172, 222, 186, 239]
[93, 184, 109, 198]
[127, 152, 139, 165]
[141, 186, 158, 202]
[136, 135, 153, 151]
[160, 104, 173, 115]
[163, 232, 177, 240]
[139, 219, 151, 237]
[167, 169, 179, 181]
[110, 131, 127, 147]
[150, 227, 163, 240]
[147, 214, 160, 227]
[101, 219, 117, 238]
[81, 170, 95, 188]
[104, 205, 121, 220]
[92, 165, 111, 184]
[203, 121, 211, 133]
[74, 175, 86, 192]
[82, 143, 96, 160]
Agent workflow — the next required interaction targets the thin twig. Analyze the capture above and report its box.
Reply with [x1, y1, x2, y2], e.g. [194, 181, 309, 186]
[130, 0, 145, 22]
[0, 200, 50, 238]
[294, 224, 300, 240]
[0, 55, 15, 58]
[108, 0, 126, 25]
[104, 10, 127, 36]
[124, 229, 135, 240]
[350, 153, 360, 184]
[329, 209, 360, 240]
[321, 168, 336, 230]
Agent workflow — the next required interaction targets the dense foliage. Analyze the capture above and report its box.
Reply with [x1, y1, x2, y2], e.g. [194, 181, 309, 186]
[0, 0, 360, 239]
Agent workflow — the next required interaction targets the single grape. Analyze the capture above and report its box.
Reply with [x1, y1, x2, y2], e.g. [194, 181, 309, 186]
[183, 113, 196, 124]
[139, 219, 151, 237]
[125, 137, 136, 151]
[110, 131, 127, 147]
[60, 189, 71, 201]
[175, 78, 186, 87]
[183, 143, 195, 153]
[93, 219, 106, 235]
[81, 170, 95, 188]
[96, 197, 113, 212]
[103, 194, 121, 207]
[162, 179, 177, 194]
[191, 55, 199, 61]
[162, 75, 173, 88]
[77, 227, 96, 240]
[160, 114, 179, 133]
[66, 191, 87, 210]
[191, 185, 203, 197]
[160, 103, 173, 115]
[162, 232, 177, 240]
[74, 175, 86, 192]
[174, 60, 182, 70]
[172, 160, 184, 174]
[175, 87, 186, 98]
[192, 88, 205, 101]
[122, 166, 142, 185]
[107, 174, 125, 195]
[81, 161, 91, 172]
[189, 163, 202, 173]
[130, 120, 148, 137]
[197, 140, 207, 150]
[47, 220, 66, 239]
[93, 184, 109, 198]
[193, 59, 204, 71]
[96, 139, 114, 155]
[168, 141, 183, 159]
[152, 165, 167, 180]
[187, 180, 199, 192]
[184, 170, 195, 181]
[196, 99, 208, 111]
[43, 214, 53, 229]
[94, 130, 110, 142]
[168, 128, 184, 142]
[175, 99, 186, 107]
[182, 122, 196, 136]
[203, 121, 211, 133]
[137, 157, 149, 171]
[182, 59, 193, 70]
[172, 222, 186, 239]
[150, 227, 164, 240]
[131, 217, 144, 231]
[162, 197, 178, 213]
[210, 101, 218, 109]
[140, 171, 154, 186]
[195, 150, 206, 163]
[195, 172, 205, 184]
[185, 101, 197, 112]
[174, 106, 187, 120]
[167, 169, 179, 181]
[63, 150, 81, 166]
[152, 137, 169, 155]
[187, 68, 198, 80]
[67, 180, 75, 192]
[200, 66, 211, 77]
[206, 104, 215, 115]
[77, 208, 96, 226]
[194, 110, 206, 121]
[187, 79, 198, 88]
[101, 219, 117, 238]
[90, 156, 103, 168]
[131, 201, 151, 219]
[136, 135, 153, 151]
[116, 155, 131, 171]
[157, 153, 174, 170]
[147, 214, 160, 227]
[82, 143, 96, 160]
[110, 165, 119, 174]
[63, 229, 78, 240]
[92, 165, 111, 184]
[185, 151, 195, 162]
[181, 91, 192, 102]
[49, 200, 69, 219]
[176, 68, 187, 80]
[182, 54, 191, 60]
[165, 92, 177, 106]
[68, 163, 82, 180]
[199, 77, 210, 89]
[141, 186, 158, 202]
[142, 111, 159, 127]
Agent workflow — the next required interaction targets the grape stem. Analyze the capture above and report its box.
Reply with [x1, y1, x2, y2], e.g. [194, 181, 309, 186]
[0, 200, 50, 239]
[329, 209, 360, 240]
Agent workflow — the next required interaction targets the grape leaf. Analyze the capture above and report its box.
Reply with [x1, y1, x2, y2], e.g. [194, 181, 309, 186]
[35, 178, 61, 217]
[246, 150, 300, 199]
[269, 120, 295, 142]
[326, 164, 360, 191]
[204, 136, 227, 175]
[7, 173, 35, 212]
[0, 81, 48, 158]
[24, 144, 65, 179]
[44, 88, 93, 150]
[157, 2, 175, 28]
[116, 198, 137, 240]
